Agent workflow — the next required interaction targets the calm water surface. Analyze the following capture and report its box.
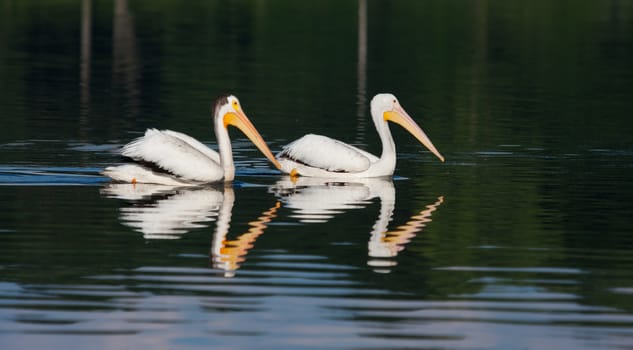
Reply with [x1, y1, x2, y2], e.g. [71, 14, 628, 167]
[1, 1, 633, 349]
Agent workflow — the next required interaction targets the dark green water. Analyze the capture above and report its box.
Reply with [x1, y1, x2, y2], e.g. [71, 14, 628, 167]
[1, 1, 633, 349]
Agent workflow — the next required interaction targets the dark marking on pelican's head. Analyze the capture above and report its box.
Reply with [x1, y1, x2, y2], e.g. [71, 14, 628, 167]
[212, 95, 231, 118]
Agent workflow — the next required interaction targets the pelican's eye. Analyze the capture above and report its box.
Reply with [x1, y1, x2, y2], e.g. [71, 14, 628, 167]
[232, 100, 240, 112]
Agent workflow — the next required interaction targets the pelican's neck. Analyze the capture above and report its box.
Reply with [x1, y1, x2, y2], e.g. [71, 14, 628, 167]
[215, 123, 235, 181]
[373, 110, 397, 174]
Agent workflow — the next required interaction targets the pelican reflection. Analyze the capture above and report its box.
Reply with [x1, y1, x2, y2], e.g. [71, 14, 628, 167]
[270, 177, 443, 272]
[101, 183, 225, 239]
[101, 183, 278, 276]
[269, 177, 376, 223]
[368, 194, 443, 273]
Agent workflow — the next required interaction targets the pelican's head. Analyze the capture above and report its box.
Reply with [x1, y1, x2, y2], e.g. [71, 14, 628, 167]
[212, 95, 282, 169]
[371, 93, 445, 162]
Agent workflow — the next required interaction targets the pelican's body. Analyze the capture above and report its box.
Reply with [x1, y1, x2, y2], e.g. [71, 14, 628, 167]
[277, 93, 444, 178]
[103, 95, 280, 185]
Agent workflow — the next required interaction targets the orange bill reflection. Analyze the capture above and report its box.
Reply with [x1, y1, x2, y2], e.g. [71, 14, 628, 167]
[211, 201, 280, 277]
[368, 196, 444, 273]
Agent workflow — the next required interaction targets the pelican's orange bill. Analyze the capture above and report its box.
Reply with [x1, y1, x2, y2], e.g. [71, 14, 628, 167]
[384, 105, 444, 162]
[224, 111, 282, 169]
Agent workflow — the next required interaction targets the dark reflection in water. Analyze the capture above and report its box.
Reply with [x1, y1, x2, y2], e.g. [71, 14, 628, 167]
[112, 0, 141, 119]
[79, 0, 91, 121]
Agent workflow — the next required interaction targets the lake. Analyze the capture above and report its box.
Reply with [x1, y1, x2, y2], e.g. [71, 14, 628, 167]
[1, 1, 633, 349]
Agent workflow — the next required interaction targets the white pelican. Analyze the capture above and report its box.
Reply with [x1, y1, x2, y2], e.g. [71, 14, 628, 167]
[102, 95, 281, 185]
[276, 93, 444, 178]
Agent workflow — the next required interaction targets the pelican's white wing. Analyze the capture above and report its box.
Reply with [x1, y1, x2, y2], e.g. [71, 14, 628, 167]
[122, 129, 223, 182]
[161, 129, 220, 164]
[277, 134, 377, 173]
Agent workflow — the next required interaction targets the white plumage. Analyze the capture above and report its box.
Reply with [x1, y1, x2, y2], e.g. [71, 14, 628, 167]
[120, 128, 224, 182]
[276, 93, 444, 178]
[278, 134, 376, 173]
